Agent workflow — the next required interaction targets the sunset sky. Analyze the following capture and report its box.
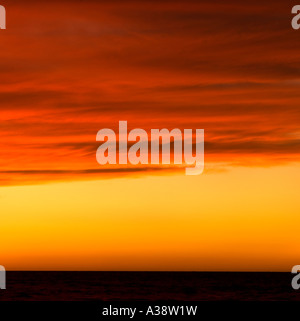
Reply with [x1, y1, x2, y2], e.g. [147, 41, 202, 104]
[0, 0, 300, 271]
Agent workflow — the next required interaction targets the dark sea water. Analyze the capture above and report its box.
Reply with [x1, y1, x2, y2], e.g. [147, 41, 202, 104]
[0, 272, 299, 301]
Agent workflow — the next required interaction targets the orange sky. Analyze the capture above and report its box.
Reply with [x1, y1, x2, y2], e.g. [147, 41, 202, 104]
[0, 1, 300, 271]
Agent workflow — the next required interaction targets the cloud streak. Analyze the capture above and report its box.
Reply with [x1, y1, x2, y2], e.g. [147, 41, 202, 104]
[1, 0, 299, 185]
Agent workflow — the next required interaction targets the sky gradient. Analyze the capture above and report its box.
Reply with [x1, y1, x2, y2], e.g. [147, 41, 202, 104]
[0, 0, 300, 270]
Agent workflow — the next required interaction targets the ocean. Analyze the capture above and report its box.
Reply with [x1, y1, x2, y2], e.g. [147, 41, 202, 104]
[0, 272, 299, 301]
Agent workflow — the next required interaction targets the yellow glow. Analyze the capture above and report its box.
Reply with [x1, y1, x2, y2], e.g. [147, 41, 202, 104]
[1, 165, 299, 271]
